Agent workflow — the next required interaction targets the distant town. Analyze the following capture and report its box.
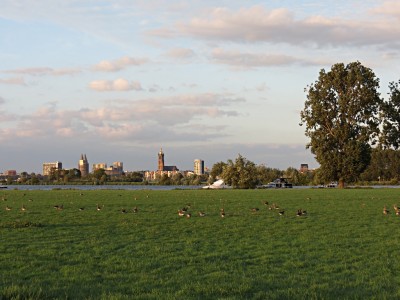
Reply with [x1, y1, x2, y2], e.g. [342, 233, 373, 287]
[0, 147, 312, 186]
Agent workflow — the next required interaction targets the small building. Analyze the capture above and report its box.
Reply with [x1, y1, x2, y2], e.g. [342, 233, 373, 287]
[5, 170, 17, 176]
[93, 162, 124, 176]
[93, 163, 107, 171]
[300, 164, 309, 173]
[105, 162, 124, 176]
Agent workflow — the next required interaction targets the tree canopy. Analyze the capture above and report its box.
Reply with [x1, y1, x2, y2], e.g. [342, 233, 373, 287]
[221, 154, 258, 189]
[300, 61, 382, 187]
[381, 80, 400, 149]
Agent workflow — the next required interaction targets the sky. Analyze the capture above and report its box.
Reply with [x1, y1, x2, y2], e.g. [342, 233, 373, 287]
[1, 0, 400, 173]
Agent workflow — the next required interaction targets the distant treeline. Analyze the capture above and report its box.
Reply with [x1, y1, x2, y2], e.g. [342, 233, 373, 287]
[2, 148, 400, 187]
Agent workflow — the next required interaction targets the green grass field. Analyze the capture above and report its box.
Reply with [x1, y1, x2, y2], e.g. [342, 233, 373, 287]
[1, 188, 400, 299]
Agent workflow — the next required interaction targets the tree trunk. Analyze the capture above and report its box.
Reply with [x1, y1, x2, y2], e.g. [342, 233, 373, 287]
[338, 179, 345, 189]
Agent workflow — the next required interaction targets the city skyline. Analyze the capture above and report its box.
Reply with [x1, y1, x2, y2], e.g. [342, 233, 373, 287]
[1, 1, 400, 173]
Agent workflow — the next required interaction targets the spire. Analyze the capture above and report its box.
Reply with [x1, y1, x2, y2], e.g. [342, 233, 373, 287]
[80, 154, 84, 160]
[84, 154, 87, 161]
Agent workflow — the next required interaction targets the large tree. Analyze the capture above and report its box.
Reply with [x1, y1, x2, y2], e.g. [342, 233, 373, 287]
[381, 80, 400, 149]
[300, 62, 382, 187]
[221, 154, 258, 189]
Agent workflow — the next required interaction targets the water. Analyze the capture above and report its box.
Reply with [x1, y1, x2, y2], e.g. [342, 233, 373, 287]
[1, 185, 399, 191]
[0, 185, 202, 191]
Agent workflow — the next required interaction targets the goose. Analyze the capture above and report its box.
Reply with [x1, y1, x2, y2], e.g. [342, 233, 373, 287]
[396, 210, 400, 216]
[251, 208, 259, 212]
[263, 201, 269, 206]
[198, 211, 206, 217]
[186, 213, 192, 218]
[21, 204, 26, 211]
[296, 209, 307, 217]
[220, 211, 226, 218]
[57, 204, 64, 211]
[79, 207, 85, 211]
[383, 206, 390, 215]
[178, 210, 185, 217]
[121, 208, 127, 214]
[269, 203, 279, 210]
[278, 210, 285, 216]
[132, 207, 138, 213]
[394, 204, 399, 212]
[5, 205, 11, 211]
[96, 204, 103, 211]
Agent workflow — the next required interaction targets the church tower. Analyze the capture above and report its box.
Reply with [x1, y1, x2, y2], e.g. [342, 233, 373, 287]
[78, 154, 89, 177]
[158, 148, 164, 171]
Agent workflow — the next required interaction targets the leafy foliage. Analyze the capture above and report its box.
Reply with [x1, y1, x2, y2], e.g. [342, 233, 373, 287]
[209, 161, 227, 183]
[300, 62, 382, 186]
[221, 154, 258, 189]
[360, 148, 400, 182]
[381, 80, 400, 149]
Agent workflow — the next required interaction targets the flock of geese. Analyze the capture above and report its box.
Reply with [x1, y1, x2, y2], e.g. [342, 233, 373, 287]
[2, 193, 309, 218]
[3, 192, 400, 219]
[3, 202, 139, 214]
[383, 204, 400, 215]
[176, 201, 308, 218]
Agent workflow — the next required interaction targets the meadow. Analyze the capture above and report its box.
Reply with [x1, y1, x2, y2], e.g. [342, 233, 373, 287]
[1, 188, 400, 299]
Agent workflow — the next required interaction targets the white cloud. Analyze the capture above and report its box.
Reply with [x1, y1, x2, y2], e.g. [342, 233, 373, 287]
[211, 48, 301, 68]
[147, 5, 400, 49]
[164, 48, 196, 59]
[371, 1, 400, 19]
[89, 78, 143, 91]
[0, 92, 243, 144]
[93, 56, 149, 72]
[3, 67, 81, 76]
[0, 77, 26, 85]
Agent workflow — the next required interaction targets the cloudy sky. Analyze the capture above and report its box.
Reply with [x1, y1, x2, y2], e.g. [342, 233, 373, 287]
[1, 0, 400, 173]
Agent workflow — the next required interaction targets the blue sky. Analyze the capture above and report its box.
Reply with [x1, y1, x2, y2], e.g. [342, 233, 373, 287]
[1, 0, 399, 173]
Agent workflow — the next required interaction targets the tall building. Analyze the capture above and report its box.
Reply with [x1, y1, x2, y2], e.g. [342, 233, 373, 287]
[158, 148, 178, 171]
[158, 148, 165, 171]
[113, 161, 123, 172]
[43, 161, 62, 176]
[145, 148, 179, 180]
[194, 159, 205, 175]
[78, 154, 89, 177]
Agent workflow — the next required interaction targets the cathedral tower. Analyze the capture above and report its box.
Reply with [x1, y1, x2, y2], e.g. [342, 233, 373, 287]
[158, 148, 164, 171]
[78, 154, 89, 177]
